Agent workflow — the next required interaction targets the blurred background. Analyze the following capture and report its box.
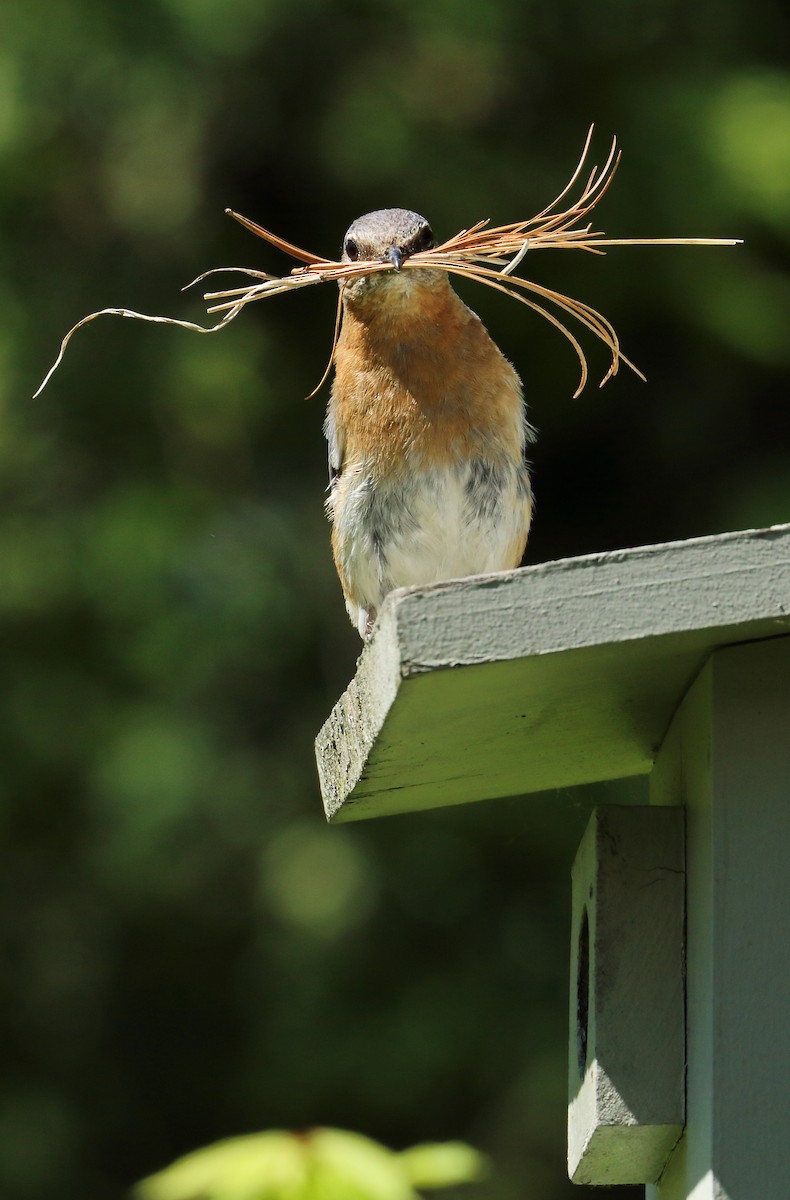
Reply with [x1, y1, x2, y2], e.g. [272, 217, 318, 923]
[2, 1, 789, 1197]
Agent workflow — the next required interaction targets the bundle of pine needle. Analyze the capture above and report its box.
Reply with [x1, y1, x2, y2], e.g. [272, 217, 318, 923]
[35, 128, 739, 399]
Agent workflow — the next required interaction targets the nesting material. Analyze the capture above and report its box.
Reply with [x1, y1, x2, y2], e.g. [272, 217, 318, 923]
[35, 128, 739, 399]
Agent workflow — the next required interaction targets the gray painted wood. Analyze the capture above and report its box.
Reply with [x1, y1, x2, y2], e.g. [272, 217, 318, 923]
[316, 525, 790, 822]
[647, 638, 790, 1200]
[568, 806, 685, 1185]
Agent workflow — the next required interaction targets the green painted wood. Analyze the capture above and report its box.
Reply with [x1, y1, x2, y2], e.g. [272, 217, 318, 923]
[647, 637, 790, 1200]
[568, 806, 684, 1185]
[316, 525, 790, 822]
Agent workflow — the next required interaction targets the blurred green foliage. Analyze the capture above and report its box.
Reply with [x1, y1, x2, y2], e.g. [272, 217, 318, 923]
[2, 0, 789, 1198]
[134, 1128, 486, 1200]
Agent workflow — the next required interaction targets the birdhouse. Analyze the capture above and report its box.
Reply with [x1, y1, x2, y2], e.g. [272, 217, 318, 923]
[315, 524, 790, 1197]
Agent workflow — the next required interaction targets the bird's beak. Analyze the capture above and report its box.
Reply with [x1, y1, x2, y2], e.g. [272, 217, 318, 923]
[387, 244, 404, 271]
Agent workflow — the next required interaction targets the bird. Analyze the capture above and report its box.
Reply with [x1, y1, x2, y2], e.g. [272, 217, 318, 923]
[325, 207, 534, 639]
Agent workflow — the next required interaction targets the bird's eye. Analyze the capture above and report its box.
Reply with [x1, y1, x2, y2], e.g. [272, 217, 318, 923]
[344, 238, 360, 261]
[414, 225, 434, 252]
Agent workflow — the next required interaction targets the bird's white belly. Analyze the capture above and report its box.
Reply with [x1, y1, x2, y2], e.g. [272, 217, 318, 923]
[331, 459, 532, 635]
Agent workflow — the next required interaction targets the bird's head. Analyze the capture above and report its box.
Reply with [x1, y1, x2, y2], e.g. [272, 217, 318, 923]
[339, 208, 444, 307]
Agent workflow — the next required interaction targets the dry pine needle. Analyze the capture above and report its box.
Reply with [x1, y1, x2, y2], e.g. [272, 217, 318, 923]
[34, 128, 740, 400]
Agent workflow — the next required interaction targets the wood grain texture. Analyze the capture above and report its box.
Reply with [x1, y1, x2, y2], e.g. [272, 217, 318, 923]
[316, 524, 790, 822]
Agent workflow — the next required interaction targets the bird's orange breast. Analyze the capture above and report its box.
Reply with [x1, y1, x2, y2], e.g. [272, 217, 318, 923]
[330, 276, 525, 478]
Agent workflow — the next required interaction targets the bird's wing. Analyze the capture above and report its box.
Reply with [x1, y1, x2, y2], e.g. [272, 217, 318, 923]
[324, 410, 344, 490]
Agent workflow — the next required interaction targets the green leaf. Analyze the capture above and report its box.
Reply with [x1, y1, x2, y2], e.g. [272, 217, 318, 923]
[134, 1132, 307, 1200]
[134, 1128, 467, 1200]
[398, 1142, 489, 1189]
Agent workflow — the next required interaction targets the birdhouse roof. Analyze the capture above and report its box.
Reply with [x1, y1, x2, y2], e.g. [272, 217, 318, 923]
[316, 524, 790, 822]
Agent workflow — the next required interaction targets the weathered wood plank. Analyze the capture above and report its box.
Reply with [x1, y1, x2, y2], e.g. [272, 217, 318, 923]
[316, 524, 790, 822]
[648, 638, 790, 1200]
[568, 806, 685, 1185]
